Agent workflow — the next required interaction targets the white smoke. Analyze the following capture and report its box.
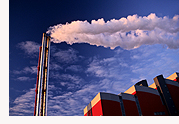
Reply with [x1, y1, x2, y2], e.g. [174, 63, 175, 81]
[47, 13, 179, 49]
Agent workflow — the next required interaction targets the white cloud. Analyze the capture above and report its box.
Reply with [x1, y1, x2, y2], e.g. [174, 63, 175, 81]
[65, 65, 83, 72]
[47, 83, 102, 116]
[48, 84, 61, 91]
[47, 13, 179, 49]
[9, 88, 35, 116]
[59, 82, 68, 86]
[47, 74, 131, 116]
[86, 56, 129, 80]
[16, 76, 35, 81]
[114, 48, 124, 54]
[49, 63, 63, 70]
[13, 66, 37, 75]
[48, 61, 131, 115]
[53, 48, 79, 64]
[129, 45, 179, 85]
[17, 41, 40, 56]
[51, 73, 84, 85]
[130, 45, 158, 60]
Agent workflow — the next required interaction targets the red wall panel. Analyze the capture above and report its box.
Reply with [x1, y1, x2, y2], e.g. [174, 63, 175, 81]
[91, 100, 103, 116]
[136, 91, 168, 116]
[123, 100, 139, 116]
[101, 100, 122, 116]
[167, 84, 179, 110]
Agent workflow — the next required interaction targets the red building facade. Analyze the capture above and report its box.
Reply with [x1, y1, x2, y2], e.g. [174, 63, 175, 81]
[84, 72, 179, 116]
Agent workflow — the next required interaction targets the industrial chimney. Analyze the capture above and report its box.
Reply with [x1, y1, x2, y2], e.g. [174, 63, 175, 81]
[34, 33, 51, 116]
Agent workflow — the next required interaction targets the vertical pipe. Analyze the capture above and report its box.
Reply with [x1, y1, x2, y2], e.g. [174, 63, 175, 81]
[43, 50, 48, 115]
[40, 46, 46, 116]
[34, 47, 42, 116]
[45, 36, 51, 116]
[40, 47, 48, 116]
[41, 36, 51, 116]
[36, 33, 46, 116]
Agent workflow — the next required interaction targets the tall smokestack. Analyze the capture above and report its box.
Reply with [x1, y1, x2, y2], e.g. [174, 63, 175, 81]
[34, 33, 51, 116]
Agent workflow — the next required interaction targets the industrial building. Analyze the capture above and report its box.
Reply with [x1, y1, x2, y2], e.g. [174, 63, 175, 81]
[84, 72, 179, 116]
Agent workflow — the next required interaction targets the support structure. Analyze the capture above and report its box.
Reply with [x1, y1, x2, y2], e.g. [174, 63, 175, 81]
[34, 33, 51, 116]
[154, 75, 178, 115]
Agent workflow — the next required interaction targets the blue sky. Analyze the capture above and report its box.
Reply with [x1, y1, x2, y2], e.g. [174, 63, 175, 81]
[9, 0, 179, 116]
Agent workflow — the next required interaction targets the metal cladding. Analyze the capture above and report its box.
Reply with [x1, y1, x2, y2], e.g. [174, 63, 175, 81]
[84, 72, 179, 116]
[154, 75, 178, 116]
[34, 33, 51, 116]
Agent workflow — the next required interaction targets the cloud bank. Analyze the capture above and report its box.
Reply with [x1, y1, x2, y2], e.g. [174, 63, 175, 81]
[47, 13, 179, 49]
[17, 41, 40, 56]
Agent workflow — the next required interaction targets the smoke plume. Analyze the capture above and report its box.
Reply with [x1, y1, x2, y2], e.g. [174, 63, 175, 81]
[47, 13, 179, 49]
